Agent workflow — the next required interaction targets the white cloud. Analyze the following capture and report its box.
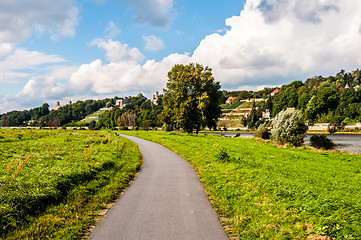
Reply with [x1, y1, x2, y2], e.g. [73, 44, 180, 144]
[50, 7, 79, 40]
[104, 21, 121, 39]
[0, 49, 65, 83]
[0, 43, 15, 61]
[68, 53, 191, 95]
[0, 63, 79, 113]
[65, 0, 361, 99]
[47, 65, 80, 80]
[143, 35, 165, 51]
[190, 0, 361, 88]
[123, 0, 175, 28]
[17, 76, 67, 99]
[4, 0, 361, 114]
[91, 39, 145, 63]
[0, 0, 79, 43]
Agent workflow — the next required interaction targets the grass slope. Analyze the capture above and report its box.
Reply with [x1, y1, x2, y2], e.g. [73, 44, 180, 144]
[78, 109, 108, 123]
[0, 129, 142, 239]
[119, 131, 361, 239]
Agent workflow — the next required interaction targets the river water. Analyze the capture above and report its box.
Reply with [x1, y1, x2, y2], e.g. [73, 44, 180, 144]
[203, 132, 361, 154]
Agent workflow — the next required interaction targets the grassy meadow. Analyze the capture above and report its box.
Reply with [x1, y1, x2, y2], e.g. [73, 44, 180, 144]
[119, 131, 361, 239]
[0, 129, 142, 239]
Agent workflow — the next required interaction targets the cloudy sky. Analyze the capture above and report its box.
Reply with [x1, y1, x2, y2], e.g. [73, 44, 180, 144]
[1, 0, 361, 113]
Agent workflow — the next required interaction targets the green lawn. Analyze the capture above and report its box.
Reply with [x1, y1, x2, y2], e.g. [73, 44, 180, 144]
[119, 130, 361, 239]
[0, 129, 142, 239]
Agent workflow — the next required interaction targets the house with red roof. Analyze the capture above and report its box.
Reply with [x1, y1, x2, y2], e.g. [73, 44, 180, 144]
[271, 89, 280, 96]
[226, 97, 237, 104]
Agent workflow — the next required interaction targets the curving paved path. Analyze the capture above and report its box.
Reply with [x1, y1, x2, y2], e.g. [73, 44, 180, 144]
[89, 134, 228, 240]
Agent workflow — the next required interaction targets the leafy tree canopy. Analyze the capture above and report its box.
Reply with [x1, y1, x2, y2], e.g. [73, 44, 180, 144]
[162, 63, 222, 133]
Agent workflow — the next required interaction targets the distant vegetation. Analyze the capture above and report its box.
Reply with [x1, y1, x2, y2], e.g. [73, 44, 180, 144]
[224, 69, 361, 126]
[95, 93, 163, 130]
[0, 99, 109, 127]
[43, 99, 109, 127]
[1, 68, 361, 129]
[0, 104, 50, 127]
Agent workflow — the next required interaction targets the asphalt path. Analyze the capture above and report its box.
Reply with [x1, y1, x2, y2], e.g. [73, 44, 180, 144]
[89, 134, 228, 240]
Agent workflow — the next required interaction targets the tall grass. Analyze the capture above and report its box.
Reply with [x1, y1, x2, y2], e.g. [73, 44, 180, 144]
[120, 131, 361, 239]
[0, 129, 142, 239]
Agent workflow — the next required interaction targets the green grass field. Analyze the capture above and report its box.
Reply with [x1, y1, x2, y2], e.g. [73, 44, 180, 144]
[0, 129, 142, 239]
[119, 131, 361, 239]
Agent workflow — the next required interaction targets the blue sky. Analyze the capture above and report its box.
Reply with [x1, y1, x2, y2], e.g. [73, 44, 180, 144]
[19, 0, 245, 64]
[1, 0, 361, 113]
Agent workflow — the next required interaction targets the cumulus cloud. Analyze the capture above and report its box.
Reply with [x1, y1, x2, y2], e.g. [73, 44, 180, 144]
[123, 0, 175, 28]
[18, 76, 67, 99]
[0, 65, 75, 113]
[0, 49, 65, 83]
[0, 0, 79, 43]
[66, 0, 361, 98]
[5, 0, 361, 114]
[50, 7, 79, 41]
[0, 43, 15, 61]
[258, 0, 339, 23]
[143, 35, 165, 51]
[104, 21, 121, 39]
[68, 53, 190, 95]
[190, 0, 361, 88]
[91, 39, 145, 63]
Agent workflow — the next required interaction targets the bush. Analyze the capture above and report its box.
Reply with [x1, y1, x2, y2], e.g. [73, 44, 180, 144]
[327, 124, 337, 134]
[215, 147, 231, 162]
[119, 126, 129, 130]
[254, 123, 270, 139]
[310, 135, 335, 150]
[89, 120, 96, 130]
[271, 110, 308, 146]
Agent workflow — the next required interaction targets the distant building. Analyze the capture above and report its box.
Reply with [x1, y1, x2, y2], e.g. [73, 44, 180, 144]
[151, 91, 159, 105]
[245, 98, 264, 103]
[115, 96, 132, 109]
[262, 109, 271, 120]
[271, 89, 280, 96]
[286, 107, 296, 112]
[55, 101, 61, 110]
[226, 97, 237, 104]
[55, 101, 72, 110]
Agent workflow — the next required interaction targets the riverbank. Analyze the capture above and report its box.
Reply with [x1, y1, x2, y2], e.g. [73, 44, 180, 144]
[200, 131, 361, 154]
[118, 131, 361, 239]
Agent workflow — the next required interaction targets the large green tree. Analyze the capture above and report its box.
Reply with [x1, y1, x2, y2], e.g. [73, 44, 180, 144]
[162, 63, 222, 133]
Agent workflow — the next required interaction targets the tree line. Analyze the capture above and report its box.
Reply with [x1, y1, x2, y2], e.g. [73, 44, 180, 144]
[1, 99, 109, 127]
[0, 104, 50, 127]
[226, 69, 361, 127]
[94, 93, 163, 130]
[1, 67, 361, 130]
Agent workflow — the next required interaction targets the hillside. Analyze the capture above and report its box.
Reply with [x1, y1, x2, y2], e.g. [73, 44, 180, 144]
[218, 99, 265, 129]
[218, 69, 361, 129]
[1, 69, 361, 129]
[78, 108, 111, 123]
